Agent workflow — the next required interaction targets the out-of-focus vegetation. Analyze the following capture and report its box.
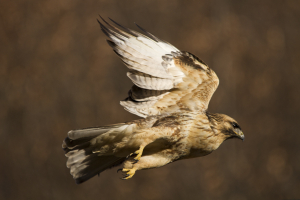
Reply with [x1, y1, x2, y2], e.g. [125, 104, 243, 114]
[1, 0, 300, 199]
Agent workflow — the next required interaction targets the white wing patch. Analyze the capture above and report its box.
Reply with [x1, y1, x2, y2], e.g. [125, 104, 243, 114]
[127, 71, 174, 90]
[98, 17, 218, 118]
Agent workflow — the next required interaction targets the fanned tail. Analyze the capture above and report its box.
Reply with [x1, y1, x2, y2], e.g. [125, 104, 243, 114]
[62, 124, 129, 184]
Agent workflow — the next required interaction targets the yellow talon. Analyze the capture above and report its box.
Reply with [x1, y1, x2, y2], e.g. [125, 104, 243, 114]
[122, 167, 137, 180]
[133, 145, 145, 161]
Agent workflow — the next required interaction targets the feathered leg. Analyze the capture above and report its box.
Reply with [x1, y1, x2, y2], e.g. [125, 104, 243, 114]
[120, 154, 172, 179]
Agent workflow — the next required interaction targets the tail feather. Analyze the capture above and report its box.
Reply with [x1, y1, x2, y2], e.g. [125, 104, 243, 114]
[71, 154, 125, 184]
[62, 137, 91, 153]
[66, 149, 92, 168]
[63, 124, 129, 184]
[67, 123, 126, 140]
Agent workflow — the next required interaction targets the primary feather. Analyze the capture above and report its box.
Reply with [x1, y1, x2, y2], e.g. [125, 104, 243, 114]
[98, 17, 219, 118]
[62, 17, 244, 184]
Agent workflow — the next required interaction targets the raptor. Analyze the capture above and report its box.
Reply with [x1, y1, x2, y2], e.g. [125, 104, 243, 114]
[62, 17, 244, 184]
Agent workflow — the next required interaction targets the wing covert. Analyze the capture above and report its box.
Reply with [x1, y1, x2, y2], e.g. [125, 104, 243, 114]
[98, 18, 219, 117]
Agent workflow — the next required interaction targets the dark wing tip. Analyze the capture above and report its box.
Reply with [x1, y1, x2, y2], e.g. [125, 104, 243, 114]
[134, 23, 160, 42]
[106, 40, 116, 48]
[108, 17, 138, 37]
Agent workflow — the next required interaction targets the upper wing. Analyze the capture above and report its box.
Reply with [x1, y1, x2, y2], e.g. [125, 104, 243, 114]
[98, 17, 219, 118]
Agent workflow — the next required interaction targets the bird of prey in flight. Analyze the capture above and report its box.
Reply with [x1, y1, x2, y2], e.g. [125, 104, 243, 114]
[62, 17, 244, 184]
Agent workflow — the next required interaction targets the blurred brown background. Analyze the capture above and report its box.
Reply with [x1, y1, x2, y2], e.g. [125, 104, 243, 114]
[1, 0, 300, 199]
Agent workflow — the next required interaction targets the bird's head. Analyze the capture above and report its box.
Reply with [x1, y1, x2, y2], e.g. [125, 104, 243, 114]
[206, 113, 244, 141]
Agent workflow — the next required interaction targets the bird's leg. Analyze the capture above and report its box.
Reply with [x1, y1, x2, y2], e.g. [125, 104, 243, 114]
[119, 145, 145, 179]
[131, 145, 145, 162]
[118, 154, 173, 180]
[121, 167, 137, 180]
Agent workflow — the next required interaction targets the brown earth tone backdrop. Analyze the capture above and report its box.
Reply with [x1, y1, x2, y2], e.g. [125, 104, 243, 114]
[1, 0, 300, 200]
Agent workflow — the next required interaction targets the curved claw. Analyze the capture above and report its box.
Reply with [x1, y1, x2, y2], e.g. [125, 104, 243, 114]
[120, 167, 137, 180]
[117, 168, 123, 173]
[132, 160, 138, 164]
[125, 145, 146, 162]
[132, 145, 145, 162]
[121, 174, 129, 180]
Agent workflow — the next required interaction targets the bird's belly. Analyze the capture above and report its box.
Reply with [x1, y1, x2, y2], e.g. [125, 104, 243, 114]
[181, 148, 212, 160]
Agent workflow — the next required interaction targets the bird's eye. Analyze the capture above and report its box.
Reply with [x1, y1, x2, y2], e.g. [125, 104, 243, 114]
[232, 122, 239, 129]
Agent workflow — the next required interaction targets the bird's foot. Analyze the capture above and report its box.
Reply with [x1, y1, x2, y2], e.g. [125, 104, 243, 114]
[127, 145, 145, 162]
[132, 145, 145, 162]
[121, 167, 137, 180]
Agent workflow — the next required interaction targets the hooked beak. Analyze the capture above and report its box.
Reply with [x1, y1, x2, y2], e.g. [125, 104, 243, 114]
[239, 133, 245, 141]
[235, 129, 244, 141]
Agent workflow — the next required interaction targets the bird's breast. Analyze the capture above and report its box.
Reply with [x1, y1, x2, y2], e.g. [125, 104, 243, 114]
[179, 114, 223, 159]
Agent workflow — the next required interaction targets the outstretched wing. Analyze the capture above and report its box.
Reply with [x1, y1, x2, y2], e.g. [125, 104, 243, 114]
[98, 17, 219, 118]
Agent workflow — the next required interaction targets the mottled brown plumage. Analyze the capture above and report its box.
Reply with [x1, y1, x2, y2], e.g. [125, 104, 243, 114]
[62, 17, 244, 184]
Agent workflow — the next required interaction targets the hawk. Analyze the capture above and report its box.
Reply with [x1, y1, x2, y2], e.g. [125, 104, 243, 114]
[62, 17, 244, 184]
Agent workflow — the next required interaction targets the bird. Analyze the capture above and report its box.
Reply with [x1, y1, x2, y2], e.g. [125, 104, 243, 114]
[62, 17, 244, 184]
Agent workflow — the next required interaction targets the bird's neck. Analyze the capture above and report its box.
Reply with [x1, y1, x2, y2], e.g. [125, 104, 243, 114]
[182, 113, 226, 159]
